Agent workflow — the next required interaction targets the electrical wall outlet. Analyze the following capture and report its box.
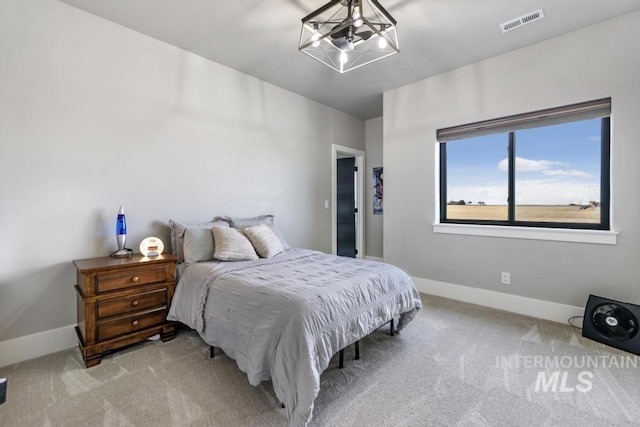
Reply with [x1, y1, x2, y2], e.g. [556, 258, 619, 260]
[501, 272, 510, 285]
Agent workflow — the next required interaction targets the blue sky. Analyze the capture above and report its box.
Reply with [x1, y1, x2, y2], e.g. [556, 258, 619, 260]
[446, 118, 601, 205]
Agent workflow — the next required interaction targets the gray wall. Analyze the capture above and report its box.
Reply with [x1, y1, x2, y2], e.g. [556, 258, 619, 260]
[365, 117, 383, 258]
[384, 11, 640, 307]
[0, 0, 364, 342]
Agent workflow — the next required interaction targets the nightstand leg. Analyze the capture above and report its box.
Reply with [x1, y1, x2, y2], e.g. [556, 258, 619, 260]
[81, 346, 102, 368]
[160, 325, 176, 342]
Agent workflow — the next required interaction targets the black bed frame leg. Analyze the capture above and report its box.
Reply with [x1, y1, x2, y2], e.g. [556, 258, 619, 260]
[339, 349, 344, 369]
[209, 346, 215, 359]
[355, 340, 360, 360]
[390, 318, 395, 337]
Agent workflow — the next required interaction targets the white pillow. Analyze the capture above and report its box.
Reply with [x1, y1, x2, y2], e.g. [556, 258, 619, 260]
[216, 214, 289, 249]
[244, 224, 284, 258]
[212, 226, 258, 261]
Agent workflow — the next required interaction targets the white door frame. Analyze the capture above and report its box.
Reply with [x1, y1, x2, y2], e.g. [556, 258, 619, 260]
[331, 144, 365, 258]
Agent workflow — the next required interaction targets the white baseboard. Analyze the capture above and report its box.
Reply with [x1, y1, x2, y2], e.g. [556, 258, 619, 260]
[412, 277, 584, 324]
[0, 325, 77, 368]
[0, 279, 582, 366]
[365, 256, 384, 262]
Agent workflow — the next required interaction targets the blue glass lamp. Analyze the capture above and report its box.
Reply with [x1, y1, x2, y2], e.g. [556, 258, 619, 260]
[111, 205, 132, 257]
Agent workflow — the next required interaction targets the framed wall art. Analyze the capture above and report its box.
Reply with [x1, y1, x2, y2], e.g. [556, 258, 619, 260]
[373, 167, 383, 215]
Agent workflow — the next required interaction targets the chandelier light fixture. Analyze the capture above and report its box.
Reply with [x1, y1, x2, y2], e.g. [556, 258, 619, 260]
[299, 0, 399, 73]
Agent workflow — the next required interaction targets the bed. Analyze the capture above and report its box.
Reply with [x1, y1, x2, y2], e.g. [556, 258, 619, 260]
[166, 217, 422, 426]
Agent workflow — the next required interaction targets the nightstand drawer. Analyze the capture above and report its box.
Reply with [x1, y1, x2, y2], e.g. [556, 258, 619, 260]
[97, 308, 168, 341]
[96, 265, 167, 293]
[97, 288, 168, 319]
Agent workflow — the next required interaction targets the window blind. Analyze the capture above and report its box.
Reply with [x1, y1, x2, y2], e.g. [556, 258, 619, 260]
[437, 98, 611, 142]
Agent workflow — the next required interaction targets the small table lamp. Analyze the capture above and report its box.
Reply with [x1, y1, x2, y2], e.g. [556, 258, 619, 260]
[111, 205, 132, 257]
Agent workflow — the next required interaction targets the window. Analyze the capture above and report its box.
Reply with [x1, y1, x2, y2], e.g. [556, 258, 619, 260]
[438, 98, 611, 230]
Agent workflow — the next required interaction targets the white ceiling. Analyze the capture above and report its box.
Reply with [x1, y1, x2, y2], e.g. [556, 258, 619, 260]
[58, 0, 640, 119]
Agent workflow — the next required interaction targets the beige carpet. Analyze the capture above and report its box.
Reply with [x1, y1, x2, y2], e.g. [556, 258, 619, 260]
[1, 294, 639, 426]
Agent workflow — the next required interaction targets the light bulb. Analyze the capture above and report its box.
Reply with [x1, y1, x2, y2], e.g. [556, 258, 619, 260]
[311, 32, 320, 47]
[352, 9, 363, 27]
[378, 37, 388, 49]
[340, 51, 348, 64]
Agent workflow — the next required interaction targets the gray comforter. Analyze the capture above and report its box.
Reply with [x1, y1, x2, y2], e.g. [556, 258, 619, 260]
[168, 248, 422, 426]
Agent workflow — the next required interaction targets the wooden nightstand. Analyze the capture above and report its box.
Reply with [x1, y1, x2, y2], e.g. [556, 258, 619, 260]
[73, 253, 178, 368]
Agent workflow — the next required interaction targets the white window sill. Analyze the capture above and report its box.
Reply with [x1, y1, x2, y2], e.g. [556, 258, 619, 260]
[433, 223, 617, 245]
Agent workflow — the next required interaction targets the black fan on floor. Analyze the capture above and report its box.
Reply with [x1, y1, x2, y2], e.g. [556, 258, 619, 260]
[582, 295, 640, 354]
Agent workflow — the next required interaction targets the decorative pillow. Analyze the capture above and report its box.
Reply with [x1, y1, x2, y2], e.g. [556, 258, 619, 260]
[244, 224, 284, 258]
[211, 226, 258, 261]
[265, 224, 289, 250]
[169, 219, 228, 262]
[183, 227, 215, 264]
[215, 214, 289, 249]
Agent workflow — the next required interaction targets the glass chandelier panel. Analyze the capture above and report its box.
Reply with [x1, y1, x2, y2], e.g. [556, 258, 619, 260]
[299, 0, 399, 73]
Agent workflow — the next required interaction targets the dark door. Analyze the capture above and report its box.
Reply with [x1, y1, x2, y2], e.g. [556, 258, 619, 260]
[337, 157, 356, 257]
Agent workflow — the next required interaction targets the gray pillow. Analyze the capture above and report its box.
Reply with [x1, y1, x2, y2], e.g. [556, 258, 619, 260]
[169, 219, 228, 262]
[216, 214, 274, 228]
[183, 227, 215, 264]
[212, 226, 259, 261]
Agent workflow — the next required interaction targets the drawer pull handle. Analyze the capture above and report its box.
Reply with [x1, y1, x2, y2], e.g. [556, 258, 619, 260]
[131, 276, 140, 282]
[132, 320, 139, 326]
[131, 300, 139, 307]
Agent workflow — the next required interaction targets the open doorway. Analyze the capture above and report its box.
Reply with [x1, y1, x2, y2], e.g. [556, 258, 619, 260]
[331, 144, 365, 258]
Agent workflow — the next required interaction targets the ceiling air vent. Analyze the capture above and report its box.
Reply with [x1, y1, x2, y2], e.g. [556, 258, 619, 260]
[500, 9, 544, 34]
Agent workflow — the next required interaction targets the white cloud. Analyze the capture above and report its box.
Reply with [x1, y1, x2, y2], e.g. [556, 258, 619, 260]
[516, 180, 599, 205]
[497, 156, 592, 178]
[447, 184, 507, 205]
[542, 169, 593, 178]
[497, 157, 565, 172]
[449, 180, 599, 205]
[451, 156, 598, 205]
